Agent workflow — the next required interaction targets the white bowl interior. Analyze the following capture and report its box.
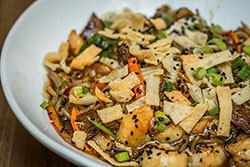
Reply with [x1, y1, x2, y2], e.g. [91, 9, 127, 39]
[1, 0, 250, 166]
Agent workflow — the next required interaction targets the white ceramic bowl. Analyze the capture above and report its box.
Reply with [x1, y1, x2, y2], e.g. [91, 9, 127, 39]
[1, 0, 250, 166]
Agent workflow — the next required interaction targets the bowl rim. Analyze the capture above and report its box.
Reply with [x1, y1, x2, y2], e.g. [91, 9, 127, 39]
[0, 1, 105, 166]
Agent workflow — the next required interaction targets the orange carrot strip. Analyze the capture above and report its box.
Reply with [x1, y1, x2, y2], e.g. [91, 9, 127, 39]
[71, 105, 80, 131]
[230, 31, 241, 53]
[94, 82, 107, 91]
[127, 57, 146, 99]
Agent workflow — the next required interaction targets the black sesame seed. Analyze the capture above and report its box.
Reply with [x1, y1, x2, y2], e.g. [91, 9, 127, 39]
[166, 137, 170, 141]
[135, 124, 138, 128]
[132, 115, 137, 120]
[215, 150, 219, 153]
[191, 67, 194, 70]
[130, 131, 134, 136]
[136, 88, 142, 94]
[156, 152, 161, 156]
[125, 140, 128, 144]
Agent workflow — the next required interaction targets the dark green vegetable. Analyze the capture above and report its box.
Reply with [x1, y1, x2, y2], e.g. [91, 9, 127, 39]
[194, 67, 207, 79]
[243, 45, 250, 55]
[87, 117, 118, 140]
[40, 101, 49, 109]
[207, 67, 217, 74]
[114, 151, 130, 162]
[237, 65, 250, 81]
[193, 22, 202, 30]
[163, 13, 173, 26]
[164, 81, 173, 92]
[208, 107, 220, 116]
[231, 57, 248, 68]
[103, 20, 112, 28]
[208, 38, 227, 51]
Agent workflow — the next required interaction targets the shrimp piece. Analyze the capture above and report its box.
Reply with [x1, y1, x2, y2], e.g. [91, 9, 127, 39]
[189, 145, 226, 167]
[117, 105, 153, 147]
[140, 147, 189, 167]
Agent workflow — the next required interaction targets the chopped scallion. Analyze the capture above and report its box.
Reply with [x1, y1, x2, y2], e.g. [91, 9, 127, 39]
[163, 14, 173, 26]
[210, 24, 223, 34]
[208, 107, 220, 116]
[231, 57, 247, 68]
[244, 105, 250, 110]
[114, 151, 130, 162]
[103, 21, 112, 28]
[154, 121, 166, 132]
[206, 73, 225, 86]
[155, 111, 170, 123]
[243, 45, 250, 56]
[208, 38, 227, 51]
[207, 67, 217, 74]
[193, 22, 202, 30]
[200, 45, 213, 54]
[40, 101, 49, 109]
[73, 86, 88, 97]
[87, 117, 118, 141]
[156, 32, 167, 40]
[164, 81, 173, 92]
[237, 65, 250, 81]
[194, 67, 207, 79]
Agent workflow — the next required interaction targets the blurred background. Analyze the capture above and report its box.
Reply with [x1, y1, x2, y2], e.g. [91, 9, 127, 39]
[0, 0, 75, 166]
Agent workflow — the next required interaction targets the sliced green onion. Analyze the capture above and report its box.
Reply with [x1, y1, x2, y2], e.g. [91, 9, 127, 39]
[244, 105, 250, 110]
[208, 107, 220, 116]
[237, 65, 250, 81]
[207, 67, 218, 74]
[114, 151, 130, 162]
[40, 101, 49, 109]
[200, 45, 213, 54]
[73, 86, 88, 97]
[193, 22, 202, 30]
[231, 57, 248, 68]
[206, 73, 225, 86]
[87, 117, 118, 141]
[208, 38, 227, 51]
[155, 111, 170, 123]
[243, 45, 250, 55]
[156, 32, 167, 40]
[194, 67, 207, 79]
[164, 81, 173, 92]
[103, 21, 112, 28]
[210, 24, 223, 34]
[154, 121, 166, 132]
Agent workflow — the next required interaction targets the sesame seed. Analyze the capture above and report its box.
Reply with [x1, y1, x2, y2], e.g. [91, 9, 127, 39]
[135, 124, 138, 128]
[156, 152, 161, 156]
[130, 131, 134, 136]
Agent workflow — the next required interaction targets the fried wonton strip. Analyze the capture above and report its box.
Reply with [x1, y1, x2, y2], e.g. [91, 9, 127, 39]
[69, 30, 84, 55]
[187, 83, 203, 103]
[71, 131, 87, 150]
[98, 28, 120, 39]
[162, 53, 174, 74]
[69, 93, 99, 105]
[165, 91, 191, 105]
[184, 29, 208, 46]
[163, 101, 193, 124]
[70, 44, 101, 70]
[202, 87, 217, 110]
[98, 65, 129, 83]
[217, 86, 232, 137]
[167, 61, 181, 82]
[95, 87, 112, 103]
[174, 35, 199, 49]
[146, 75, 161, 106]
[97, 104, 124, 123]
[231, 85, 250, 105]
[141, 65, 164, 80]
[179, 104, 208, 133]
[87, 140, 139, 166]
[150, 18, 167, 30]
[126, 96, 146, 112]
[100, 57, 121, 69]
[217, 62, 234, 84]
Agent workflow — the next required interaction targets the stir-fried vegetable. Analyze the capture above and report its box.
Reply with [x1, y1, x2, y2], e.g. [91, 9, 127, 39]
[208, 37, 227, 51]
[40, 101, 49, 109]
[114, 151, 130, 162]
[194, 67, 207, 79]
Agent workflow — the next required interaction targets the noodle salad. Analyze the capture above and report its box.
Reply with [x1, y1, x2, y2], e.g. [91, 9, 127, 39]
[41, 5, 250, 167]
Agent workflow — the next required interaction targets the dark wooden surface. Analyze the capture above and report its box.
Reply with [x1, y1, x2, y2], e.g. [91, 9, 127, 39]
[0, 0, 76, 166]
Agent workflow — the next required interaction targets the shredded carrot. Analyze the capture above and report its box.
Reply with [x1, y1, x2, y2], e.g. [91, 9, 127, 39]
[94, 82, 107, 91]
[127, 57, 146, 99]
[71, 105, 80, 131]
[220, 31, 241, 53]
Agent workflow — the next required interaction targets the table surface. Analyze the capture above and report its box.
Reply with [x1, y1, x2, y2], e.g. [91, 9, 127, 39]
[0, 0, 76, 166]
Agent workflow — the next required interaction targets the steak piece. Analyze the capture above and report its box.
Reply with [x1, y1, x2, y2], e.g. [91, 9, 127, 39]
[81, 13, 104, 39]
[232, 105, 250, 134]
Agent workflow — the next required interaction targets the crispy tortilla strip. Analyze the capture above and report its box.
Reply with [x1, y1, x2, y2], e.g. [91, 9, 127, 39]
[126, 96, 146, 112]
[202, 87, 217, 110]
[165, 91, 191, 105]
[70, 44, 101, 70]
[185, 29, 208, 46]
[69, 93, 99, 105]
[163, 101, 193, 125]
[99, 57, 121, 70]
[217, 62, 234, 84]
[69, 30, 83, 55]
[167, 61, 181, 82]
[141, 65, 164, 80]
[162, 53, 174, 74]
[174, 35, 199, 48]
[97, 104, 124, 123]
[187, 83, 203, 103]
[71, 131, 87, 150]
[146, 38, 172, 49]
[87, 140, 139, 166]
[146, 75, 161, 106]
[179, 104, 208, 133]
[98, 28, 120, 39]
[98, 65, 128, 83]
[217, 86, 232, 137]
[95, 87, 112, 103]
[150, 18, 166, 30]
[231, 85, 250, 105]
